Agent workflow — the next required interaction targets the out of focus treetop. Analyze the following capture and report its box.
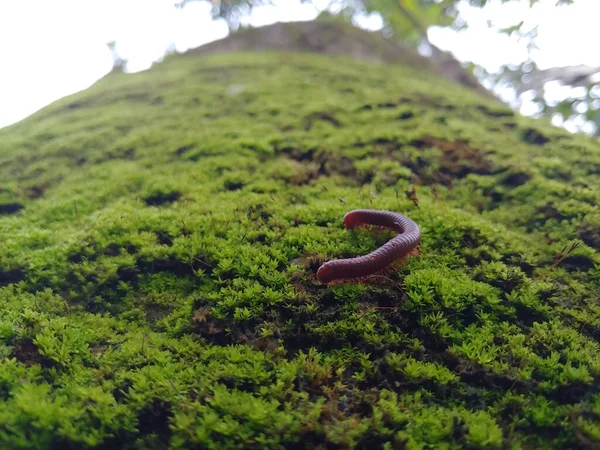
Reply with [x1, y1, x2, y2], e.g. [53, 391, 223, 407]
[169, 0, 598, 135]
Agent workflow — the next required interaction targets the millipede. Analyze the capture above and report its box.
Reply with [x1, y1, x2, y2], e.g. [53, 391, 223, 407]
[316, 209, 421, 284]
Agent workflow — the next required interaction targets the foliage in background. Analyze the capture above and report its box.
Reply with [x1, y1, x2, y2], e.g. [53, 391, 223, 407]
[173, 0, 599, 135]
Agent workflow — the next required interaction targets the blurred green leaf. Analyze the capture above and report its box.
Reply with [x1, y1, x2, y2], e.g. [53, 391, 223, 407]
[498, 21, 524, 35]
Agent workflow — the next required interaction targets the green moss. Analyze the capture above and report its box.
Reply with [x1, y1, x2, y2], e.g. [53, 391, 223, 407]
[0, 51, 598, 448]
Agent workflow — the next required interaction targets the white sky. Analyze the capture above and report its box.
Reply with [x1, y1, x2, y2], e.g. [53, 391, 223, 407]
[0, 0, 598, 131]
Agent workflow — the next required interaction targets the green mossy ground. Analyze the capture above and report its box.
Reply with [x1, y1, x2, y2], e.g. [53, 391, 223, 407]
[0, 51, 599, 449]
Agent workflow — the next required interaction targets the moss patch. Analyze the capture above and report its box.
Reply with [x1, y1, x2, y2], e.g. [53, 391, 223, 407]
[0, 51, 599, 449]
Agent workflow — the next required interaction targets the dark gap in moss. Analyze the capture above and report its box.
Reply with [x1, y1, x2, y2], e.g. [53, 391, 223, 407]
[457, 304, 486, 328]
[126, 244, 140, 254]
[137, 256, 210, 277]
[136, 399, 173, 447]
[279, 147, 366, 185]
[388, 310, 451, 355]
[191, 305, 237, 346]
[122, 147, 135, 159]
[571, 414, 600, 449]
[451, 416, 469, 446]
[251, 232, 268, 244]
[512, 303, 549, 327]
[436, 116, 448, 126]
[476, 105, 514, 117]
[25, 182, 50, 199]
[518, 424, 575, 448]
[0, 268, 25, 286]
[577, 222, 600, 250]
[27, 166, 45, 178]
[249, 336, 281, 356]
[473, 267, 526, 294]
[281, 326, 346, 357]
[116, 266, 140, 283]
[486, 126, 502, 133]
[385, 362, 505, 412]
[560, 254, 596, 272]
[145, 304, 176, 325]
[11, 338, 44, 368]
[73, 287, 130, 314]
[33, 132, 57, 142]
[320, 155, 363, 183]
[112, 380, 134, 403]
[545, 380, 598, 404]
[277, 146, 317, 162]
[104, 242, 122, 257]
[65, 100, 88, 110]
[398, 111, 414, 120]
[412, 94, 456, 110]
[377, 102, 396, 109]
[240, 141, 266, 153]
[559, 314, 600, 345]
[537, 202, 568, 222]
[58, 255, 205, 313]
[187, 150, 226, 161]
[458, 366, 533, 392]
[502, 171, 531, 187]
[284, 160, 321, 186]
[101, 147, 137, 163]
[584, 163, 600, 177]
[218, 371, 274, 393]
[303, 111, 342, 131]
[522, 128, 550, 146]
[68, 250, 93, 264]
[505, 257, 536, 278]
[489, 189, 504, 203]
[408, 137, 500, 187]
[68, 242, 139, 264]
[156, 231, 174, 247]
[144, 190, 181, 206]
[504, 122, 517, 129]
[375, 360, 457, 396]
[0, 202, 24, 215]
[89, 435, 136, 450]
[382, 377, 456, 403]
[544, 168, 573, 182]
[462, 234, 485, 251]
[378, 359, 516, 414]
[241, 206, 270, 225]
[223, 179, 244, 191]
[373, 136, 400, 149]
[352, 397, 377, 418]
[280, 123, 296, 132]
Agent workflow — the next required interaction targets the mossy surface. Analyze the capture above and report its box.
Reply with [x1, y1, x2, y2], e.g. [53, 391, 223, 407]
[0, 51, 599, 449]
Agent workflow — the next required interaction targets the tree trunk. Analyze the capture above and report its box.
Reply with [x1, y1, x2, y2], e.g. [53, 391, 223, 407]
[0, 22, 598, 449]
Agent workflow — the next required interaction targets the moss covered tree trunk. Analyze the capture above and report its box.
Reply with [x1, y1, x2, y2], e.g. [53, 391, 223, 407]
[0, 42, 599, 449]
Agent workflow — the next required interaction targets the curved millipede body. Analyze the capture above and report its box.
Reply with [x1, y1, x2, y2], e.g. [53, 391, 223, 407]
[316, 209, 421, 284]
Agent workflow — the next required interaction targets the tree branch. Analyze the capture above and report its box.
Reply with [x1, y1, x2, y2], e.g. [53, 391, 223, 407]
[395, 0, 430, 45]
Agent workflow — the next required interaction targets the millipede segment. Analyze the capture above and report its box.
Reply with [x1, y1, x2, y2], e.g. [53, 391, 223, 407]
[316, 209, 421, 284]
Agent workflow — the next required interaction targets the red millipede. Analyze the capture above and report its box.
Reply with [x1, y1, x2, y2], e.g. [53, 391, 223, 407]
[316, 209, 421, 284]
